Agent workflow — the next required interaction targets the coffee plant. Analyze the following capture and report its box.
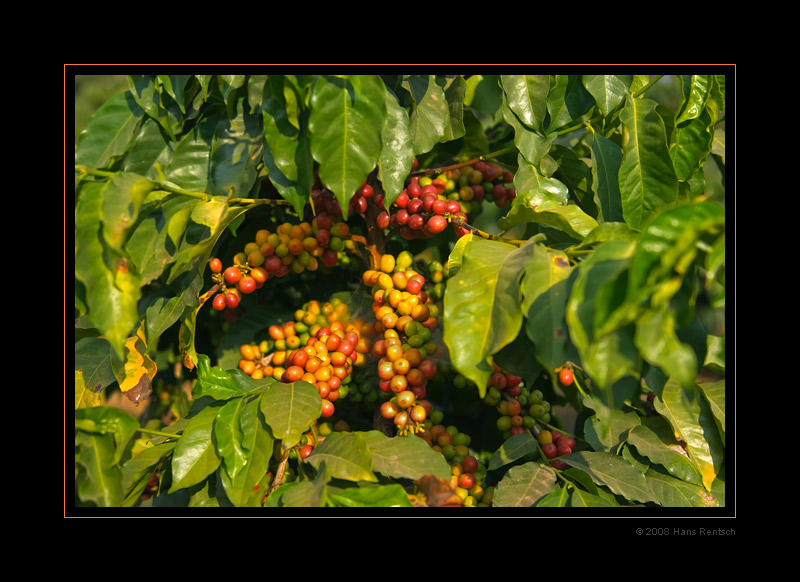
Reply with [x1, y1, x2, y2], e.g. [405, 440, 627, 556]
[73, 73, 730, 512]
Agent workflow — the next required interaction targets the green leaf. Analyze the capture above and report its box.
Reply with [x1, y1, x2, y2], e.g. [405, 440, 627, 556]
[492, 462, 558, 507]
[330, 484, 413, 507]
[676, 75, 713, 125]
[120, 441, 177, 506]
[558, 450, 656, 504]
[75, 182, 142, 357]
[698, 378, 725, 442]
[364, 431, 450, 480]
[209, 97, 262, 196]
[304, 431, 378, 483]
[309, 75, 387, 217]
[618, 96, 678, 229]
[218, 395, 274, 507]
[635, 307, 698, 388]
[164, 113, 219, 194]
[565, 238, 641, 388]
[194, 354, 255, 400]
[498, 186, 598, 241]
[582, 75, 632, 118]
[378, 88, 416, 209]
[545, 75, 594, 133]
[401, 75, 450, 155]
[645, 470, 719, 507]
[581, 391, 641, 452]
[521, 244, 575, 371]
[261, 75, 314, 216]
[443, 238, 534, 395]
[590, 134, 624, 223]
[653, 379, 724, 491]
[75, 91, 144, 170]
[628, 419, 703, 486]
[260, 380, 322, 449]
[169, 401, 224, 492]
[488, 432, 540, 471]
[75, 431, 123, 507]
[500, 75, 550, 132]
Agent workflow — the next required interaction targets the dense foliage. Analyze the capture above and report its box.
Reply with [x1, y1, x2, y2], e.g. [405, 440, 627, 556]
[73, 74, 729, 512]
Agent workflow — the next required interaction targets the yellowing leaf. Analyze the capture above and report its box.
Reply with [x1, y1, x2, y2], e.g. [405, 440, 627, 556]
[119, 328, 157, 405]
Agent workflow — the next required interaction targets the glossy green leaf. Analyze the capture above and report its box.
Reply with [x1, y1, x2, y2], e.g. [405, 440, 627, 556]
[628, 419, 703, 485]
[330, 484, 413, 508]
[75, 405, 141, 466]
[218, 395, 274, 507]
[169, 401, 224, 492]
[209, 97, 262, 197]
[75, 431, 123, 507]
[309, 75, 387, 216]
[546, 75, 594, 133]
[583, 75, 632, 118]
[676, 75, 712, 125]
[618, 96, 678, 229]
[582, 392, 641, 452]
[123, 117, 175, 179]
[566, 238, 641, 388]
[635, 307, 697, 388]
[522, 244, 574, 371]
[590, 134, 624, 223]
[492, 462, 558, 507]
[193, 354, 255, 400]
[500, 75, 550, 132]
[261, 75, 314, 216]
[653, 379, 724, 491]
[488, 432, 540, 471]
[75, 91, 143, 170]
[120, 441, 177, 506]
[364, 431, 450, 481]
[443, 239, 534, 395]
[127, 75, 181, 140]
[75, 181, 142, 358]
[214, 396, 249, 481]
[571, 488, 619, 507]
[559, 450, 656, 504]
[632, 201, 722, 295]
[502, 102, 555, 168]
[401, 75, 449, 155]
[645, 470, 719, 507]
[164, 113, 219, 194]
[304, 431, 377, 483]
[698, 379, 725, 442]
[536, 486, 570, 507]
[498, 187, 598, 241]
[260, 380, 322, 449]
[378, 88, 416, 209]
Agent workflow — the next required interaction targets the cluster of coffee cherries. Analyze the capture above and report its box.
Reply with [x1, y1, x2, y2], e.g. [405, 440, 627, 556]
[244, 218, 351, 276]
[237, 298, 372, 419]
[374, 176, 469, 241]
[207, 217, 352, 312]
[419, 416, 490, 507]
[425, 160, 517, 215]
[537, 428, 575, 471]
[208, 257, 266, 311]
[364, 252, 440, 434]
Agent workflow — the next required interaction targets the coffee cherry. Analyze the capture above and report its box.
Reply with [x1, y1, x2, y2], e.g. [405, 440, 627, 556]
[212, 293, 227, 311]
[238, 276, 257, 294]
[224, 292, 240, 309]
[209, 258, 223, 273]
[542, 442, 558, 459]
[223, 266, 242, 285]
[558, 367, 574, 386]
[299, 444, 314, 459]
